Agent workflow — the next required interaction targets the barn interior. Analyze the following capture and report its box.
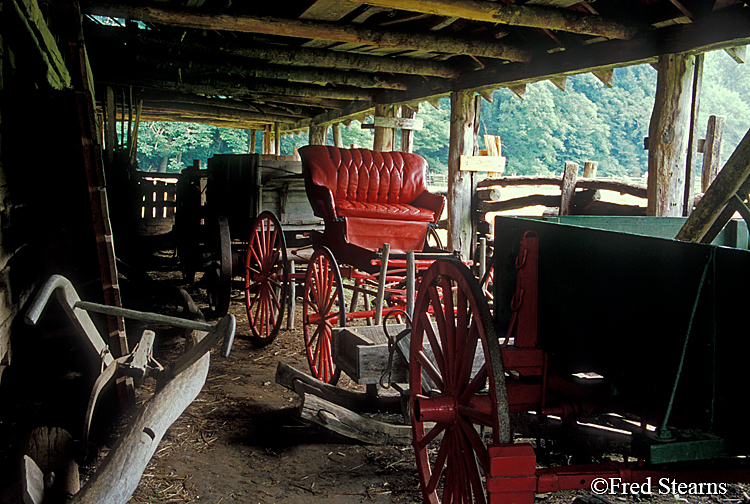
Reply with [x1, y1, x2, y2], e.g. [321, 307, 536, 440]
[2, 0, 750, 503]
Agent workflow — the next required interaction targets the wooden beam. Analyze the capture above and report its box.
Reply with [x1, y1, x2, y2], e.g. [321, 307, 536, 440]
[592, 67, 614, 87]
[549, 76, 567, 91]
[366, 6, 750, 119]
[724, 45, 746, 63]
[95, 72, 379, 102]
[85, 24, 462, 79]
[648, 53, 696, 217]
[676, 128, 750, 242]
[509, 84, 527, 100]
[447, 90, 475, 260]
[84, 4, 532, 61]
[345, 0, 638, 39]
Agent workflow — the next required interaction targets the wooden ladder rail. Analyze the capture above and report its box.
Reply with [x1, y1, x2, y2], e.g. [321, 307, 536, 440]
[676, 127, 750, 244]
[62, 2, 127, 355]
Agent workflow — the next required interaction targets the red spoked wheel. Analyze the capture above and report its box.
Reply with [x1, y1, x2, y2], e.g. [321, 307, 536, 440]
[303, 247, 346, 385]
[245, 211, 288, 347]
[410, 259, 510, 504]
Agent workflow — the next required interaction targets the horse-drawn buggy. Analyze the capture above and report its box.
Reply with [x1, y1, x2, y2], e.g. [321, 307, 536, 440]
[179, 145, 750, 504]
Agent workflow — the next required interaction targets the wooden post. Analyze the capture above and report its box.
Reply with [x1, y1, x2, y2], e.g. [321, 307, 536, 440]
[262, 125, 272, 154]
[373, 104, 395, 151]
[401, 105, 417, 153]
[560, 161, 579, 215]
[248, 129, 256, 153]
[332, 123, 344, 148]
[274, 122, 281, 156]
[701, 115, 725, 192]
[105, 86, 116, 165]
[647, 53, 697, 216]
[309, 124, 328, 145]
[447, 90, 475, 260]
[683, 53, 704, 216]
[583, 161, 598, 178]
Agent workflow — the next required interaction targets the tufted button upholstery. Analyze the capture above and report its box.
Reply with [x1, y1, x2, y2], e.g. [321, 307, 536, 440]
[300, 145, 443, 223]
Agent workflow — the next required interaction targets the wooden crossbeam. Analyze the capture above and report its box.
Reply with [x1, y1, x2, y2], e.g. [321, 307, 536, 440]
[676, 127, 750, 243]
[84, 24, 462, 79]
[346, 0, 638, 39]
[84, 4, 532, 61]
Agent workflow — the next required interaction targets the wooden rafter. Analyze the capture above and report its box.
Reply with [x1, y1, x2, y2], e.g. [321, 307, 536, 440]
[84, 24, 463, 79]
[83, 4, 532, 61]
[347, 0, 638, 39]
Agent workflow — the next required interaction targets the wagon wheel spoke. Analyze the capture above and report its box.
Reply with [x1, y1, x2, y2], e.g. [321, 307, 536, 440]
[245, 212, 288, 347]
[303, 247, 345, 385]
[410, 259, 509, 504]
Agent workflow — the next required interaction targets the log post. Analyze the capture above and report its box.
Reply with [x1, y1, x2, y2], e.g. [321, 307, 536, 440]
[560, 161, 579, 215]
[373, 104, 395, 151]
[309, 124, 328, 145]
[274, 122, 281, 156]
[447, 90, 476, 260]
[647, 53, 697, 216]
[262, 125, 273, 154]
[583, 161, 598, 178]
[701, 115, 725, 192]
[400, 105, 417, 153]
[332, 123, 344, 148]
[248, 129, 256, 153]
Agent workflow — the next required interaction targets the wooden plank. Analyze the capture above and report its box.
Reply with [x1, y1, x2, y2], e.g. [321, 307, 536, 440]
[298, 387, 412, 445]
[724, 45, 746, 63]
[299, 0, 360, 21]
[275, 361, 401, 413]
[460, 155, 506, 172]
[676, 127, 750, 242]
[701, 115, 726, 192]
[374, 115, 423, 130]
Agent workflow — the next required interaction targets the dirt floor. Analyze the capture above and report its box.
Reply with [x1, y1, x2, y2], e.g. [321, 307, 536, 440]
[5, 256, 749, 504]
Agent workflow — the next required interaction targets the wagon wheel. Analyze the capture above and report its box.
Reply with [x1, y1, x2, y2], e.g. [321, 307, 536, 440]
[303, 247, 346, 385]
[207, 215, 232, 317]
[410, 259, 510, 504]
[245, 211, 288, 347]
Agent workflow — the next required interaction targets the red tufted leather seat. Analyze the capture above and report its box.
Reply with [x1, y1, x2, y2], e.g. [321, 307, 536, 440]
[300, 146, 445, 253]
